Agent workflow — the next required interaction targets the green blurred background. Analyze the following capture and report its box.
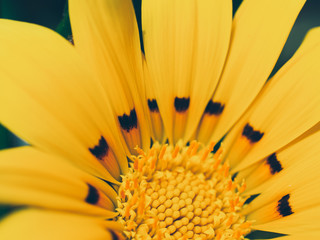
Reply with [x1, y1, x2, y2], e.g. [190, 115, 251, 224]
[0, 0, 320, 150]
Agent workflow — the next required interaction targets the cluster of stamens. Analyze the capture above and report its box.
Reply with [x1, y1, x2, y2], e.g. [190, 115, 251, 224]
[116, 141, 252, 240]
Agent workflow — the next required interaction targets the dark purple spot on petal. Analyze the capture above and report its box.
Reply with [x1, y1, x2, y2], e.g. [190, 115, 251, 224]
[266, 153, 283, 175]
[204, 100, 224, 115]
[174, 97, 190, 112]
[118, 109, 138, 132]
[277, 194, 293, 217]
[85, 184, 99, 205]
[242, 123, 264, 143]
[89, 136, 109, 160]
[110, 231, 121, 240]
[147, 99, 159, 112]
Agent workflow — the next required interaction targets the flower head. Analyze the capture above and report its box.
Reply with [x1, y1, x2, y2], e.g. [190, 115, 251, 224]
[0, 0, 320, 239]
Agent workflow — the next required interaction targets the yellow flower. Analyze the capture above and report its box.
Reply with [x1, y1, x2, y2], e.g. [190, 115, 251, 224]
[0, 0, 319, 239]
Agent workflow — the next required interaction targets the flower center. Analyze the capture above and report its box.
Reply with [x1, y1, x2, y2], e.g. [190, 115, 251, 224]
[116, 141, 252, 239]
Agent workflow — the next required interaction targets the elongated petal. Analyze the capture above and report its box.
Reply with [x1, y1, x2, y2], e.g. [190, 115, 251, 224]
[0, 19, 128, 182]
[0, 147, 117, 217]
[0, 208, 122, 240]
[243, 130, 320, 191]
[244, 177, 320, 222]
[223, 27, 320, 171]
[69, 0, 150, 152]
[250, 206, 320, 236]
[143, 60, 165, 142]
[197, 0, 305, 143]
[271, 232, 320, 240]
[142, 0, 232, 143]
[240, 132, 320, 228]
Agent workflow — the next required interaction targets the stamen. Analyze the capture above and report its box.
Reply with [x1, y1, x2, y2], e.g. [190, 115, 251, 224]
[172, 145, 180, 159]
[135, 146, 146, 157]
[187, 141, 197, 156]
[200, 142, 215, 163]
[116, 142, 252, 239]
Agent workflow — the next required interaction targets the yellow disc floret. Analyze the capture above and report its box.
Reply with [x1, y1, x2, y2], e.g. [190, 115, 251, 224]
[116, 141, 252, 240]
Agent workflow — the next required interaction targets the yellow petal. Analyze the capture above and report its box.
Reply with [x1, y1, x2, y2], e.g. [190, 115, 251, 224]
[0, 146, 117, 218]
[243, 130, 320, 191]
[0, 19, 128, 182]
[269, 232, 320, 240]
[250, 206, 320, 236]
[69, 0, 150, 152]
[0, 208, 122, 240]
[143, 60, 165, 142]
[245, 182, 320, 224]
[142, 0, 232, 143]
[241, 132, 320, 222]
[223, 27, 320, 171]
[197, 0, 306, 143]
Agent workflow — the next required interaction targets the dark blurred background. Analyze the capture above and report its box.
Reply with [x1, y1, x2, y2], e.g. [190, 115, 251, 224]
[0, 0, 320, 150]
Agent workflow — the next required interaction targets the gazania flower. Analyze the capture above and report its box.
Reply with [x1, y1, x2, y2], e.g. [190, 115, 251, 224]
[0, 0, 319, 239]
